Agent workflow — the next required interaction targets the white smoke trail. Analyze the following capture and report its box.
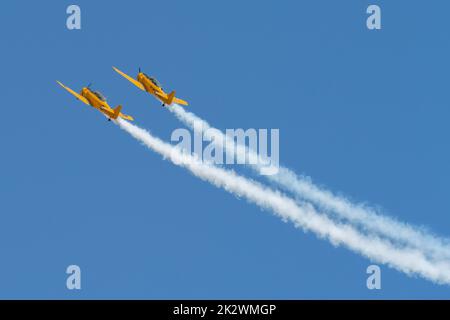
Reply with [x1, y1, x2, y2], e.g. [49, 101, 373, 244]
[116, 118, 450, 285]
[167, 104, 450, 261]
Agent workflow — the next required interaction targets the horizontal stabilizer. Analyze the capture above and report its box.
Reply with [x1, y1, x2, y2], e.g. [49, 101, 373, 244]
[174, 97, 189, 106]
[120, 114, 134, 121]
[113, 105, 134, 121]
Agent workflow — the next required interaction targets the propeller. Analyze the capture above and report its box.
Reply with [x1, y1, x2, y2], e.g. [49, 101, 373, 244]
[87, 83, 92, 88]
[138, 67, 141, 73]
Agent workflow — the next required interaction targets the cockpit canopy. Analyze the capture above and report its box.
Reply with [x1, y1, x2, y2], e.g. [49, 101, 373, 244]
[143, 73, 162, 88]
[92, 90, 107, 102]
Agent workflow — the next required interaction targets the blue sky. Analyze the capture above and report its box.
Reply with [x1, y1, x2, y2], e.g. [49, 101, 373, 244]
[0, 0, 450, 298]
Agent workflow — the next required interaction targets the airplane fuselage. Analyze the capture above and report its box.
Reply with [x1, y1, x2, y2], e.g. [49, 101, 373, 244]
[56, 80, 133, 121]
[112, 67, 188, 106]
[137, 73, 166, 103]
[80, 88, 121, 119]
[81, 88, 109, 110]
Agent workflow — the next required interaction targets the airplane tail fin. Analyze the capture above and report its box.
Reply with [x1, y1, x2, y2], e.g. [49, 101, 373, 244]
[167, 91, 176, 105]
[112, 105, 122, 119]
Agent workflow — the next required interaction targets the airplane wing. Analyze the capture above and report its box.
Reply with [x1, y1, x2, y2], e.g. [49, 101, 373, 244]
[57, 81, 89, 105]
[112, 67, 145, 91]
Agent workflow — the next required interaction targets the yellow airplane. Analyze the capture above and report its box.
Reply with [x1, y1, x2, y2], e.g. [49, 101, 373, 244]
[113, 67, 188, 107]
[57, 81, 134, 121]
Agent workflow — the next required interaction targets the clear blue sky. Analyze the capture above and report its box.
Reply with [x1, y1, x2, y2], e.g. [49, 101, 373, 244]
[0, 0, 449, 299]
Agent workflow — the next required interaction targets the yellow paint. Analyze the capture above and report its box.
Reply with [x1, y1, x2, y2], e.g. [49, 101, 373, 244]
[57, 81, 134, 121]
[113, 67, 189, 107]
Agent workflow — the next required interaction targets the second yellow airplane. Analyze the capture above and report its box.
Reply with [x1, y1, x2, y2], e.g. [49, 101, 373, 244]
[57, 81, 134, 121]
[113, 67, 189, 107]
